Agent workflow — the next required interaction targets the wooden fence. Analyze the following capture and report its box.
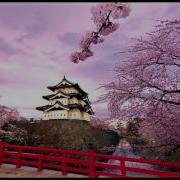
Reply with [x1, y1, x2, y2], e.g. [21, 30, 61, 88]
[0, 142, 180, 178]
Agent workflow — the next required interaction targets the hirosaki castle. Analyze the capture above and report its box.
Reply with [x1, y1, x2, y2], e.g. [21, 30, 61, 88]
[36, 76, 94, 121]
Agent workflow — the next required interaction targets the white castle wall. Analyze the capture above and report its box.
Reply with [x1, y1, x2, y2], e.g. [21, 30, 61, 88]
[43, 109, 90, 121]
[43, 87, 90, 121]
[43, 110, 68, 120]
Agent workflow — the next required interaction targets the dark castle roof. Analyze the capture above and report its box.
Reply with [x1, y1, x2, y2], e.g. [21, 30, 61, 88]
[36, 101, 94, 115]
[42, 90, 87, 101]
[47, 76, 88, 96]
[36, 105, 52, 111]
[36, 76, 94, 115]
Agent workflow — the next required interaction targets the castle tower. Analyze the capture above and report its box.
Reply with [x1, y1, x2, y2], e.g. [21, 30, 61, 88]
[36, 76, 94, 121]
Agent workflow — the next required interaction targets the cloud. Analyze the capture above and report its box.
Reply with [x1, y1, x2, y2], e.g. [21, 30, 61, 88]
[17, 15, 47, 42]
[58, 32, 81, 48]
[0, 37, 24, 58]
[0, 4, 47, 29]
[165, 4, 180, 15]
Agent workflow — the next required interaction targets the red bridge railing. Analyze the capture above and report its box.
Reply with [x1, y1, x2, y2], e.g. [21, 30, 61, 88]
[0, 142, 180, 178]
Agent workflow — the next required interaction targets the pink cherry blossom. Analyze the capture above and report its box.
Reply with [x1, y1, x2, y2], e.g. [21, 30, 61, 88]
[82, 48, 93, 58]
[71, 48, 94, 63]
[91, 3, 116, 29]
[100, 23, 120, 36]
[111, 3, 131, 19]
[90, 116, 110, 130]
[80, 31, 96, 49]
[80, 31, 105, 49]
[93, 37, 104, 44]
[70, 3, 131, 63]
[70, 52, 80, 64]
[0, 105, 20, 127]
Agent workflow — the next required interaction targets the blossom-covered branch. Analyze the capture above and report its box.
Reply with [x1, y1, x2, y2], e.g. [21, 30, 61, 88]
[70, 2, 131, 63]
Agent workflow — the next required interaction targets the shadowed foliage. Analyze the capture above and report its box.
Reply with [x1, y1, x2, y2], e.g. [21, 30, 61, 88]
[0, 119, 119, 153]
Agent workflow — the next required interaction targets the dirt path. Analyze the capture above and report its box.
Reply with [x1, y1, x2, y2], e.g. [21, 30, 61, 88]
[0, 164, 88, 178]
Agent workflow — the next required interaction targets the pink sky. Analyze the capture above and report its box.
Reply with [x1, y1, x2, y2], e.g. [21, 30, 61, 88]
[0, 3, 179, 119]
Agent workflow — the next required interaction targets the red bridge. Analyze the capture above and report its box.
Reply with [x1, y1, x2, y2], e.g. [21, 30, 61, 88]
[0, 142, 180, 178]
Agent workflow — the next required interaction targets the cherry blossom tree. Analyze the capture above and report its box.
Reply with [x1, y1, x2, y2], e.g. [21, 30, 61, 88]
[99, 17, 180, 155]
[0, 105, 20, 127]
[0, 122, 39, 146]
[90, 116, 110, 130]
[70, 2, 131, 63]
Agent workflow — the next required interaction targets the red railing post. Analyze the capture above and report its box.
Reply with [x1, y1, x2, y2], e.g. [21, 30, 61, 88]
[88, 149, 96, 178]
[37, 155, 43, 172]
[61, 153, 67, 176]
[0, 142, 5, 168]
[120, 159, 127, 176]
[16, 147, 22, 169]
